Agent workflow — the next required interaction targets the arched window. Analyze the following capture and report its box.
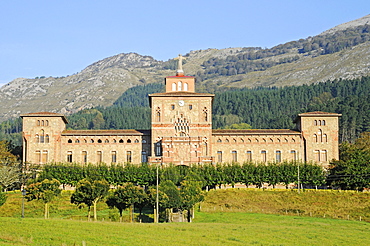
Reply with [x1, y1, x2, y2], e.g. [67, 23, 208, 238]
[113, 139, 117, 143]
[40, 130, 45, 143]
[178, 81, 182, 91]
[217, 151, 222, 163]
[323, 134, 327, 142]
[172, 83, 176, 91]
[37, 120, 40, 126]
[183, 83, 188, 91]
[142, 139, 147, 144]
[67, 151, 73, 162]
[127, 139, 132, 143]
[90, 139, 94, 143]
[313, 134, 318, 142]
[134, 139, 139, 143]
[41, 120, 44, 126]
[119, 139, 124, 143]
[36, 134, 39, 143]
[82, 151, 87, 163]
[105, 139, 109, 143]
[68, 139, 72, 143]
[217, 139, 222, 143]
[203, 107, 208, 121]
[318, 120, 322, 126]
[45, 120, 49, 126]
[232, 150, 237, 162]
[322, 120, 326, 126]
[318, 129, 323, 142]
[156, 107, 161, 122]
[75, 139, 80, 143]
[97, 139, 102, 143]
[276, 150, 281, 163]
[141, 151, 147, 163]
[45, 135, 50, 143]
[314, 120, 317, 126]
[291, 150, 297, 161]
[261, 150, 267, 162]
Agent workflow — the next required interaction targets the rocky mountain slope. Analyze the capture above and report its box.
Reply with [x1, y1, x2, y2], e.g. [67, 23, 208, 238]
[1, 15, 370, 122]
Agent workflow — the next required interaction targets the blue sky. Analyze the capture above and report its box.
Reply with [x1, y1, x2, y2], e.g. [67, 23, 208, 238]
[0, 1, 369, 86]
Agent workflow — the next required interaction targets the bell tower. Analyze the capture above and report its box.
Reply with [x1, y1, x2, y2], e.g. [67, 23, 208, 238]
[148, 54, 214, 165]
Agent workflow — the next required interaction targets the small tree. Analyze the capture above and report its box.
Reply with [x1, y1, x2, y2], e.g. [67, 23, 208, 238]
[159, 180, 182, 222]
[0, 165, 20, 191]
[71, 179, 109, 221]
[180, 173, 204, 222]
[106, 183, 147, 222]
[0, 141, 20, 192]
[25, 178, 61, 219]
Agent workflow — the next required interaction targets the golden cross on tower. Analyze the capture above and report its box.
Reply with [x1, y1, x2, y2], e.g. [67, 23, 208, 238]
[174, 54, 186, 76]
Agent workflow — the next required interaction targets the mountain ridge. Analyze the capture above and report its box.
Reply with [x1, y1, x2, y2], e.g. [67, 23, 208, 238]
[1, 15, 370, 122]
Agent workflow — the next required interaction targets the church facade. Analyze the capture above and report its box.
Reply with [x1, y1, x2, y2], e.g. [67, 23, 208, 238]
[21, 59, 341, 167]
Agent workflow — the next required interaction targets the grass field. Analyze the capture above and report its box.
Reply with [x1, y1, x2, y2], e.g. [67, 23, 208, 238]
[0, 189, 369, 245]
[0, 212, 369, 246]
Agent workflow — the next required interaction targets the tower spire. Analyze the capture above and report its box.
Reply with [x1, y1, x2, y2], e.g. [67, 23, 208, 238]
[174, 54, 186, 76]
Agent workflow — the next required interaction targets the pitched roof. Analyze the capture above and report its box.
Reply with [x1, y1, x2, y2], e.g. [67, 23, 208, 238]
[149, 91, 214, 97]
[20, 112, 68, 123]
[62, 129, 150, 136]
[212, 129, 301, 135]
[298, 111, 342, 117]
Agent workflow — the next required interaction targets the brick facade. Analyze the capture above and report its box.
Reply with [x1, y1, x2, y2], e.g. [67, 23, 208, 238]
[21, 72, 341, 167]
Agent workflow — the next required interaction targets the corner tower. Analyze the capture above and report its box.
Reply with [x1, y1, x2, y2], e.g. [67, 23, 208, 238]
[148, 54, 214, 165]
[297, 111, 341, 166]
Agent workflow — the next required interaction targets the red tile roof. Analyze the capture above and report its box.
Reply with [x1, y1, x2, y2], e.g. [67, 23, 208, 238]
[212, 129, 301, 135]
[20, 112, 68, 123]
[298, 111, 342, 117]
[149, 92, 214, 97]
[62, 129, 150, 136]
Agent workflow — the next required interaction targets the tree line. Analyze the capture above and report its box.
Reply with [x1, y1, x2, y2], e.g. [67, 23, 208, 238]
[37, 161, 325, 190]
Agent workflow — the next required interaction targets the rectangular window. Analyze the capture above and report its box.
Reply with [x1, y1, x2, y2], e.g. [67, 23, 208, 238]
[155, 143, 162, 156]
[232, 150, 237, 162]
[112, 151, 117, 163]
[171, 104, 175, 110]
[127, 151, 132, 163]
[189, 104, 193, 110]
[276, 150, 281, 163]
[35, 150, 41, 163]
[246, 151, 252, 162]
[321, 150, 327, 162]
[315, 150, 320, 162]
[141, 151, 147, 163]
[42, 150, 48, 163]
[217, 151, 222, 163]
[261, 150, 267, 162]
[67, 151, 73, 163]
[291, 150, 297, 161]
[82, 151, 87, 163]
[97, 151, 102, 163]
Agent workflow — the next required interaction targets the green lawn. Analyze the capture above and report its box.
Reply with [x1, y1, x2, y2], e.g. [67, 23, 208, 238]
[0, 213, 369, 246]
[1, 189, 370, 245]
